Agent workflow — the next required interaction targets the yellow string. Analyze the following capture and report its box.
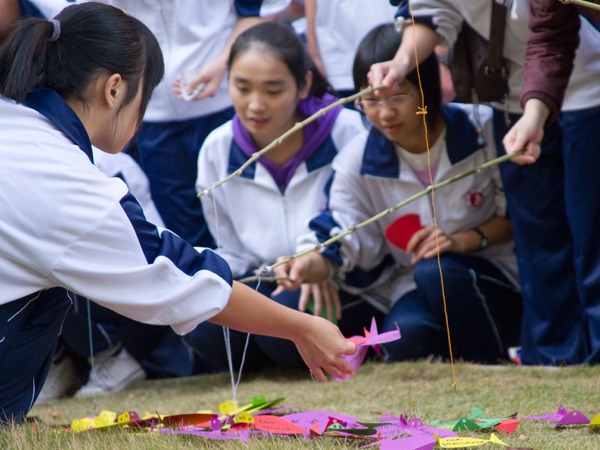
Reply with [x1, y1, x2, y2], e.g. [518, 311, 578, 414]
[407, 0, 457, 390]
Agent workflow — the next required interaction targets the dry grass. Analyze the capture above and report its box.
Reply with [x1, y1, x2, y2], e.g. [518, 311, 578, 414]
[3, 360, 600, 449]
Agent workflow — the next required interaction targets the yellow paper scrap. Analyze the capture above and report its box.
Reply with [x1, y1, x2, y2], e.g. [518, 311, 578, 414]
[589, 413, 600, 426]
[439, 433, 508, 448]
[235, 412, 255, 424]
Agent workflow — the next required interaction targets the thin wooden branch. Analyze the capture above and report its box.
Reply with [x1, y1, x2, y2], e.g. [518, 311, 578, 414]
[560, 0, 600, 10]
[197, 85, 385, 197]
[238, 149, 525, 284]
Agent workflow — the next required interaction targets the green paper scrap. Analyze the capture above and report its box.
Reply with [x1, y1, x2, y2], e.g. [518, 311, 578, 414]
[471, 407, 485, 418]
[247, 395, 267, 408]
[452, 418, 481, 431]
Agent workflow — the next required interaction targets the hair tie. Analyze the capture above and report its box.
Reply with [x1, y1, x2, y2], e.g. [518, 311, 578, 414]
[48, 19, 61, 43]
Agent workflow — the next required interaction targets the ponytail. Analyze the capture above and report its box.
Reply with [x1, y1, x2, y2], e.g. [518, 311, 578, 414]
[0, 3, 164, 124]
[0, 19, 56, 102]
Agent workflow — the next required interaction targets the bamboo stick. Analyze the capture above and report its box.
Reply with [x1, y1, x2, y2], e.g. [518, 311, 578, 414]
[560, 0, 600, 10]
[238, 149, 525, 284]
[197, 85, 385, 197]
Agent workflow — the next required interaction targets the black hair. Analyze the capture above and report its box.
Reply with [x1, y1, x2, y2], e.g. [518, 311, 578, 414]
[228, 21, 334, 99]
[353, 23, 441, 127]
[0, 2, 164, 125]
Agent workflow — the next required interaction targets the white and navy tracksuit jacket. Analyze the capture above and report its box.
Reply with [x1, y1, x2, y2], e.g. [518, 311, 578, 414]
[23, 0, 292, 122]
[196, 109, 365, 278]
[392, 0, 600, 114]
[297, 103, 520, 311]
[0, 90, 232, 335]
[92, 148, 165, 228]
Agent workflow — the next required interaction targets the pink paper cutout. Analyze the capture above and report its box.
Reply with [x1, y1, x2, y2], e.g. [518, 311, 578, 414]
[282, 411, 359, 435]
[551, 410, 590, 426]
[335, 318, 401, 380]
[523, 405, 568, 421]
[380, 435, 436, 450]
[404, 415, 458, 439]
[254, 415, 308, 434]
[385, 214, 424, 251]
[157, 427, 249, 441]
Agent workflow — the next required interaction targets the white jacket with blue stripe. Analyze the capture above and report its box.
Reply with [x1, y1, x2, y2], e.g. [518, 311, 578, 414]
[297, 103, 520, 311]
[196, 109, 365, 278]
[0, 90, 232, 335]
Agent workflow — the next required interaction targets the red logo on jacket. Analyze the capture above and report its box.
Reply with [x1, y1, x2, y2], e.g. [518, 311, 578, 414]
[468, 190, 485, 209]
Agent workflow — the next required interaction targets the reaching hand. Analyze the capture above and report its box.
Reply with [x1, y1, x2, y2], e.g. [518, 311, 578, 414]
[292, 316, 356, 381]
[272, 252, 329, 295]
[503, 99, 550, 165]
[368, 60, 406, 93]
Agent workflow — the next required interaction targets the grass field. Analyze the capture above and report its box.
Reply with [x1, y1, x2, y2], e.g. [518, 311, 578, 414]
[3, 360, 600, 449]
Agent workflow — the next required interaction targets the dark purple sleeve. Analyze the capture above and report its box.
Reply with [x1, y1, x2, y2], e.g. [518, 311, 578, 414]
[521, 0, 580, 125]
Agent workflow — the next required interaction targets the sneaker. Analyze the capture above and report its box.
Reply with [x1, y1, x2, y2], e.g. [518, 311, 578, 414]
[37, 348, 81, 403]
[74, 349, 146, 398]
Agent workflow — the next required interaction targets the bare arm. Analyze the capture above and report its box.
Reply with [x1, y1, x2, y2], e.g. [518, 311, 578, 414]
[209, 280, 355, 381]
[304, 0, 326, 77]
[368, 23, 440, 91]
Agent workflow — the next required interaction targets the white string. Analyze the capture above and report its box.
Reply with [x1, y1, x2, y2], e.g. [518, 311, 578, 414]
[85, 296, 102, 408]
[210, 191, 251, 413]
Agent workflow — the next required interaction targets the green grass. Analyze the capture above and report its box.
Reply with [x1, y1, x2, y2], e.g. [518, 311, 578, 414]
[3, 360, 600, 449]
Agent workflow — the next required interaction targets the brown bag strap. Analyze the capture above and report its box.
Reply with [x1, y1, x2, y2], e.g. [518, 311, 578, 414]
[486, 0, 507, 75]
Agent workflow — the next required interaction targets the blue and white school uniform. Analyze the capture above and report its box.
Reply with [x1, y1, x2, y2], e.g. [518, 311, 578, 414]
[185, 100, 377, 369]
[394, 0, 600, 365]
[0, 90, 232, 422]
[299, 103, 522, 363]
[25, 0, 291, 247]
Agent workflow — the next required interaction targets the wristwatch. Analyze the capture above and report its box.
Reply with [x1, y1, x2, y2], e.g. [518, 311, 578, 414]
[473, 227, 488, 250]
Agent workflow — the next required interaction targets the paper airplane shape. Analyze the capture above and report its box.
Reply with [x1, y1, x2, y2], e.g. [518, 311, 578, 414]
[522, 405, 590, 426]
[334, 317, 401, 380]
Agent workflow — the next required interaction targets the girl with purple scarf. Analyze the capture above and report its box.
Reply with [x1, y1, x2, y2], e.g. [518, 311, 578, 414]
[184, 22, 381, 371]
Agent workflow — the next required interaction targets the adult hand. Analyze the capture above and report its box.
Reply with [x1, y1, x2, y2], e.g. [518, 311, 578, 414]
[298, 282, 341, 323]
[405, 225, 457, 264]
[292, 316, 356, 381]
[172, 58, 228, 101]
[503, 98, 550, 165]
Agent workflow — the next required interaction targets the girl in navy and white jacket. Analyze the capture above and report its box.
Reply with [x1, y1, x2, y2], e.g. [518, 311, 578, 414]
[184, 22, 377, 370]
[0, 4, 355, 424]
[276, 24, 522, 364]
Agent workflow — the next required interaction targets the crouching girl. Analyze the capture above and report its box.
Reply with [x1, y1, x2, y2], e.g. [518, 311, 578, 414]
[275, 24, 522, 364]
[0, 4, 355, 424]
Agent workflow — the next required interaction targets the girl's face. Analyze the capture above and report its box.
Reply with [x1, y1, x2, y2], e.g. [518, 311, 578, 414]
[359, 81, 424, 152]
[229, 46, 310, 147]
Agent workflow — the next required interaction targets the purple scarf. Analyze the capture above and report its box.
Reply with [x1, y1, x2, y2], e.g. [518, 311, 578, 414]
[232, 94, 343, 191]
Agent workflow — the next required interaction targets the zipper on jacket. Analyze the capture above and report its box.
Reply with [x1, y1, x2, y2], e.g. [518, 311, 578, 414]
[282, 194, 294, 256]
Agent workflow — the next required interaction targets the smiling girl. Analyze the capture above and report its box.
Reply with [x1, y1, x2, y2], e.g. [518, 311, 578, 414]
[0, 5, 355, 423]
[186, 22, 376, 370]
[275, 24, 523, 364]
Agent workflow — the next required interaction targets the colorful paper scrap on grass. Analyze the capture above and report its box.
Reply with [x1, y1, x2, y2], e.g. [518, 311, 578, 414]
[522, 404, 592, 426]
[335, 317, 401, 380]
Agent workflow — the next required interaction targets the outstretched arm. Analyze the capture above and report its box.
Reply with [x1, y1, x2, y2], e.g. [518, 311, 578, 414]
[210, 281, 356, 381]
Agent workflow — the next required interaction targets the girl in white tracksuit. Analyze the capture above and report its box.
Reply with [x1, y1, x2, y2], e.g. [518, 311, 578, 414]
[0, 4, 354, 424]
[276, 24, 522, 364]
[184, 22, 380, 370]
